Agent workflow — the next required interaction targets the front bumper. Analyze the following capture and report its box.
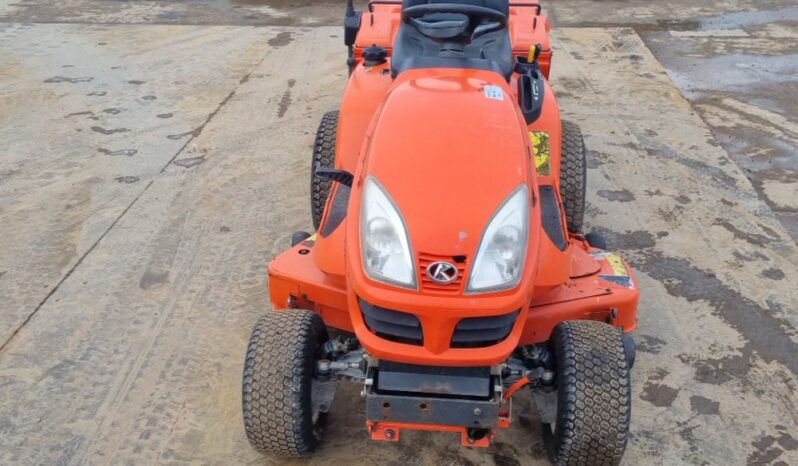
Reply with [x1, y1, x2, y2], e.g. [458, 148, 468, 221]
[268, 242, 638, 366]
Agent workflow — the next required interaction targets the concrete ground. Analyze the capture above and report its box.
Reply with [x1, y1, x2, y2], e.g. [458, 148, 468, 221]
[0, 1, 796, 465]
[548, 0, 798, 253]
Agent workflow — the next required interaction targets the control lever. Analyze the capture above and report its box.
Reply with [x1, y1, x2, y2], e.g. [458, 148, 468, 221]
[516, 42, 545, 124]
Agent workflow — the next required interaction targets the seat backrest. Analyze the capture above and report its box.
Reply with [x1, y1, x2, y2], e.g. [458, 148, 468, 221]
[393, 0, 513, 80]
[402, 0, 509, 17]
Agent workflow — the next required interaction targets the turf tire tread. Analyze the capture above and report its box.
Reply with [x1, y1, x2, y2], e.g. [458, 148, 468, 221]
[242, 310, 326, 457]
[549, 320, 631, 466]
[560, 120, 587, 233]
[311, 111, 339, 231]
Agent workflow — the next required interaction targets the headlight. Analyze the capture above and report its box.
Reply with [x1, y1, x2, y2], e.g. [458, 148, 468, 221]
[360, 176, 416, 289]
[467, 185, 529, 293]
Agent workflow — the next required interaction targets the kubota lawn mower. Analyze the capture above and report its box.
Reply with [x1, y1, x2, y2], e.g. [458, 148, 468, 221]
[242, 1, 638, 464]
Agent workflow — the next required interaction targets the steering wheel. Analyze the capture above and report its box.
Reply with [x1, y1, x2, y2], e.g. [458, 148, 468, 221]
[402, 3, 508, 41]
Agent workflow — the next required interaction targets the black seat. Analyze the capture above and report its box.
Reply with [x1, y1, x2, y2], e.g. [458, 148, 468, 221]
[391, 0, 513, 80]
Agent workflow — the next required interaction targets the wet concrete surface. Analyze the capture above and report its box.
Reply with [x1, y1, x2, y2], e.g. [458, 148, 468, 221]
[4, 0, 793, 242]
[643, 9, 798, 244]
[548, 2, 798, 243]
[0, 0, 348, 26]
[0, 21, 278, 346]
[0, 1, 797, 465]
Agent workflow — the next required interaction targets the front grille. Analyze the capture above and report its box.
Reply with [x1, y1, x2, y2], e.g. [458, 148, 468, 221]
[451, 311, 519, 348]
[359, 298, 422, 345]
[418, 253, 467, 293]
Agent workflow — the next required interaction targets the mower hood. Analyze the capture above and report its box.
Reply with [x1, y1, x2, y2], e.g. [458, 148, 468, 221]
[358, 69, 532, 281]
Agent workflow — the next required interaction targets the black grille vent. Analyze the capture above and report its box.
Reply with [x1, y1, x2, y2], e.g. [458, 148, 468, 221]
[359, 298, 422, 345]
[451, 311, 519, 348]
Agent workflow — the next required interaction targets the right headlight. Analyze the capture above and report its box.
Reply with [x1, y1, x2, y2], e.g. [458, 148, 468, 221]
[466, 185, 529, 293]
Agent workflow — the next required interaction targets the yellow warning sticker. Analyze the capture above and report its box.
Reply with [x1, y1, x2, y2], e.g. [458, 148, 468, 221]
[529, 131, 550, 176]
[604, 253, 628, 276]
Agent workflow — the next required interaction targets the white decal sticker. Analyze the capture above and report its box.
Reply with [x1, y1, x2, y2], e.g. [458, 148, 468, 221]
[484, 85, 504, 101]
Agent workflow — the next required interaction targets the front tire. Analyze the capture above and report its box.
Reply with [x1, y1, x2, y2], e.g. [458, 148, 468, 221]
[242, 310, 328, 457]
[543, 320, 631, 466]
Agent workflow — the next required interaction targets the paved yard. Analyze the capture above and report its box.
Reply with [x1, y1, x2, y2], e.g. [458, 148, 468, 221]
[0, 1, 796, 465]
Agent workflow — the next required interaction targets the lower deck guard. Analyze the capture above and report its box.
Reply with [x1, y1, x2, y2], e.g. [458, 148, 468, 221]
[365, 362, 501, 428]
[365, 390, 501, 428]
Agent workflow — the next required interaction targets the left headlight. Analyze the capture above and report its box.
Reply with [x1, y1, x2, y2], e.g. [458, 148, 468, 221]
[466, 185, 529, 293]
[360, 176, 416, 289]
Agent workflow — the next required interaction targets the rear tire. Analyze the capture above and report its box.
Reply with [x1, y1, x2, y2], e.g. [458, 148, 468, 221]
[311, 111, 339, 231]
[560, 120, 587, 233]
[543, 320, 631, 466]
[242, 310, 328, 457]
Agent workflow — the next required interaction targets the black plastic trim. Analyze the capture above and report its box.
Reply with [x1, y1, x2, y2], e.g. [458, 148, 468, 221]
[622, 333, 636, 369]
[451, 310, 518, 347]
[314, 165, 353, 187]
[319, 184, 350, 238]
[377, 361, 491, 397]
[540, 185, 567, 251]
[359, 298, 423, 345]
[344, 8, 361, 46]
[391, 55, 512, 80]
[515, 55, 545, 124]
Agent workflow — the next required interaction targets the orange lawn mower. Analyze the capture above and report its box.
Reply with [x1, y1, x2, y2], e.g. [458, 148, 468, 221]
[242, 1, 638, 464]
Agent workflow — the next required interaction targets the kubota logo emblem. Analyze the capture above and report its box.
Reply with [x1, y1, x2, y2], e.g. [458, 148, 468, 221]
[426, 261, 459, 285]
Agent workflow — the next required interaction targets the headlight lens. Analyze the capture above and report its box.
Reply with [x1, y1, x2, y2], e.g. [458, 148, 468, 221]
[360, 176, 416, 289]
[467, 185, 529, 293]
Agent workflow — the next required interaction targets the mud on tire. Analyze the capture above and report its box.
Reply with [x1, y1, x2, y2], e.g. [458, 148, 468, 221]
[311, 111, 339, 231]
[544, 320, 631, 466]
[242, 309, 328, 457]
[560, 120, 587, 233]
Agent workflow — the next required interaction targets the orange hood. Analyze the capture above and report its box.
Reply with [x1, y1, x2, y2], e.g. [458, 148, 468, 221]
[361, 68, 532, 259]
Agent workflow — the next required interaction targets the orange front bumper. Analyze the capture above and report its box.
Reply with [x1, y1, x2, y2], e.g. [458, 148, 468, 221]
[268, 241, 638, 366]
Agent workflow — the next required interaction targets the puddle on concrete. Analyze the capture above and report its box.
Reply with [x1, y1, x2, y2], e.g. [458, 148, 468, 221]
[657, 6, 798, 32]
[639, 5, 798, 243]
[698, 5, 798, 30]
[664, 52, 798, 97]
[224, 0, 341, 5]
[651, 5, 798, 35]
